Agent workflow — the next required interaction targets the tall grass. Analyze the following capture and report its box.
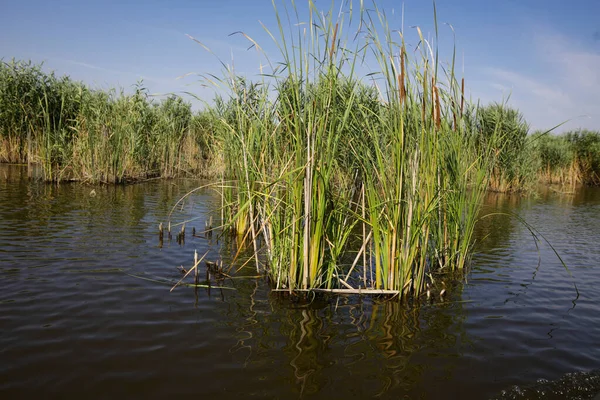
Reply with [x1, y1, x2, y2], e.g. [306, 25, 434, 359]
[0, 59, 220, 182]
[474, 104, 600, 191]
[533, 132, 579, 185]
[565, 130, 600, 185]
[475, 102, 537, 192]
[202, 1, 499, 297]
[532, 129, 600, 186]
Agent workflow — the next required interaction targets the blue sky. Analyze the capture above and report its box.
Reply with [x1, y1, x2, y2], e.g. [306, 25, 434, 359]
[1, 0, 599, 132]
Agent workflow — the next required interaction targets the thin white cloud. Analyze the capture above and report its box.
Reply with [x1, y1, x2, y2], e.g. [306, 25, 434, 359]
[474, 28, 599, 132]
[57, 58, 130, 76]
[54, 57, 189, 89]
[485, 66, 572, 107]
[534, 31, 600, 91]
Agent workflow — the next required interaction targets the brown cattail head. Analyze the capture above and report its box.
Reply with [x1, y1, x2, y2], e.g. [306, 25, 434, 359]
[330, 23, 339, 61]
[452, 99, 458, 131]
[399, 49, 406, 106]
[431, 76, 441, 130]
[460, 77, 465, 117]
[434, 84, 441, 130]
[431, 76, 435, 127]
[422, 62, 428, 123]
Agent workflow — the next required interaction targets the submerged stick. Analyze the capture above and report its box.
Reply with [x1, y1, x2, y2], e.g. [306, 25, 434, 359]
[194, 250, 199, 285]
[170, 250, 209, 292]
[205, 216, 213, 237]
[159, 222, 164, 247]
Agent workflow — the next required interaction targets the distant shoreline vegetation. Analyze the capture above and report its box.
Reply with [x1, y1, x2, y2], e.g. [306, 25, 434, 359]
[0, 59, 598, 188]
[0, 59, 221, 183]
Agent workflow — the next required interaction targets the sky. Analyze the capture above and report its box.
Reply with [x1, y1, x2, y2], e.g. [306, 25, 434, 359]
[1, 0, 599, 132]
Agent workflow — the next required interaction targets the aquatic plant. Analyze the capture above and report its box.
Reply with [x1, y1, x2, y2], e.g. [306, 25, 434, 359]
[199, 0, 498, 298]
[565, 129, 600, 185]
[533, 132, 579, 185]
[475, 102, 536, 192]
[531, 129, 600, 186]
[0, 59, 221, 182]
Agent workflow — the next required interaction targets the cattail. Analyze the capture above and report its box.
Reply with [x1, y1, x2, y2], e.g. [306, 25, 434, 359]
[460, 77, 465, 117]
[452, 99, 458, 131]
[194, 250, 199, 284]
[399, 49, 406, 106]
[434, 84, 441, 130]
[330, 23, 339, 61]
[422, 61, 428, 123]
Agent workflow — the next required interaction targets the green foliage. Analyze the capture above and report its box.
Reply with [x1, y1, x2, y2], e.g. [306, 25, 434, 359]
[204, 0, 497, 298]
[566, 130, 600, 185]
[476, 102, 535, 191]
[0, 59, 219, 182]
[535, 133, 574, 170]
[530, 129, 600, 185]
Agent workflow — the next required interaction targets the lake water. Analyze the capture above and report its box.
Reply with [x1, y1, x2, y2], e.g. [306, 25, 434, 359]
[2, 164, 600, 399]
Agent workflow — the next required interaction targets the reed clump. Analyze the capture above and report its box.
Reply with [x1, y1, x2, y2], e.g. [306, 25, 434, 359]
[475, 102, 537, 192]
[531, 129, 600, 186]
[472, 105, 600, 192]
[533, 132, 579, 185]
[564, 130, 600, 185]
[202, 1, 500, 298]
[0, 59, 220, 182]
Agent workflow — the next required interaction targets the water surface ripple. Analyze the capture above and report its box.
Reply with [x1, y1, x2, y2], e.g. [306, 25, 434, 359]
[1, 165, 600, 399]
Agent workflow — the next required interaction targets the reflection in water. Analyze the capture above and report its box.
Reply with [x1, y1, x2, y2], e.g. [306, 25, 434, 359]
[229, 280, 259, 367]
[474, 191, 529, 253]
[288, 309, 323, 395]
[256, 294, 469, 398]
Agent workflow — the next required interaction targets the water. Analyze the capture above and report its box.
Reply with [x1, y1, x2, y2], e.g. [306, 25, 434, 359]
[1, 164, 600, 399]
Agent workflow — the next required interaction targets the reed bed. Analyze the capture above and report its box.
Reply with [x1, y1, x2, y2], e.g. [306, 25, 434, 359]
[472, 103, 600, 191]
[199, 1, 503, 298]
[0, 59, 220, 182]
[561, 130, 600, 185]
[533, 133, 580, 186]
[474, 102, 537, 192]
